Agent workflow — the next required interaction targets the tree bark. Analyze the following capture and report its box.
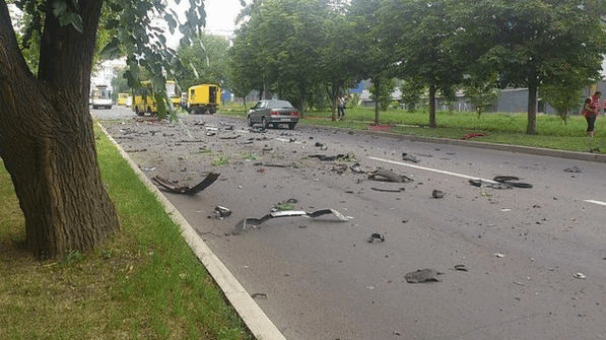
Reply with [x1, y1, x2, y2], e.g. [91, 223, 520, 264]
[0, 0, 120, 258]
[429, 83, 437, 128]
[526, 81, 538, 135]
[373, 77, 380, 125]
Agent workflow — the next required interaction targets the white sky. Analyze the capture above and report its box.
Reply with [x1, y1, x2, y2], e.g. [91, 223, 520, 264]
[204, 0, 243, 37]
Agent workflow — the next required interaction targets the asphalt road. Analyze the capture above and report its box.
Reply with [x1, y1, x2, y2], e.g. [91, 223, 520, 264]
[96, 106, 606, 340]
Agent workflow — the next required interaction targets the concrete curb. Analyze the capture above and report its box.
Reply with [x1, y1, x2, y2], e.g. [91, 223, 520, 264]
[98, 123, 286, 340]
[308, 124, 606, 164]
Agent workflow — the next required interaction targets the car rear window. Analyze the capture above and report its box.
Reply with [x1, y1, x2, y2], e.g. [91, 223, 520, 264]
[268, 100, 294, 109]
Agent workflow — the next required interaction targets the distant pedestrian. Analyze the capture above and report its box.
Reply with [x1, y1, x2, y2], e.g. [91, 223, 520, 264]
[337, 95, 346, 120]
[582, 97, 597, 138]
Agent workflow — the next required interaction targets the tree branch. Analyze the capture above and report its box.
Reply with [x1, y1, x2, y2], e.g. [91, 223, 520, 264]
[0, 0, 32, 78]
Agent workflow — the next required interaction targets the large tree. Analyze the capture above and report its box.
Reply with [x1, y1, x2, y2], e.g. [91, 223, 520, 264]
[0, 0, 205, 258]
[377, 0, 466, 128]
[173, 33, 230, 91]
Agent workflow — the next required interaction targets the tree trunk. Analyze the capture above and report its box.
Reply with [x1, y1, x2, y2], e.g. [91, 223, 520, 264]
[526, 82, 538, 135]
[0, 0, 120, 259]
[429, 83, 437, 128]
[374, 77, 380, 125]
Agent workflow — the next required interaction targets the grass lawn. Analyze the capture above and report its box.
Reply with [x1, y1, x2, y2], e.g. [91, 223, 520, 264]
[0, 125, 252, 339]
[221, 103, 606, 154]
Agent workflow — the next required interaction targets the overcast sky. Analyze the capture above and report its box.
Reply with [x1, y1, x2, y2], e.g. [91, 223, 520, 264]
[204, 0, 243, 36]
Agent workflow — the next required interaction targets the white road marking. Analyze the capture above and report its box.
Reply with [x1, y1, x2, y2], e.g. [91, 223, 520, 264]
[584, 200, 606, 207]
[368, 156, 498, 183]
[369, 157, 606, 208]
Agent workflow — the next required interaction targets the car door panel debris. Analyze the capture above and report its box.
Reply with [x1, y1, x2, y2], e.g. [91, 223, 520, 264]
[232, 208, 349, 235]
[469, 176, 532, 189]
[151, 172, 220, 194]
[401, 152, 420, 163]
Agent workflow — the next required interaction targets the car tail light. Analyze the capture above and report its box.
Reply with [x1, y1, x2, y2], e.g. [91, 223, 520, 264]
[271, 109, 280, 116]
[290, 111, 299, 116]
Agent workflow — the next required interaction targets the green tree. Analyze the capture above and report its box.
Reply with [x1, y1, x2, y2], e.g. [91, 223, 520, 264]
[370, 77, 396, 111]
[400, 78, 425, 112]
[377, 0, 466, 128]
[349, 0, 393, 124]
[174, 33, 230, 91]
[463, 73, 501, 116]
[453, 0, 606, 134]
[0, 0, 205, 258]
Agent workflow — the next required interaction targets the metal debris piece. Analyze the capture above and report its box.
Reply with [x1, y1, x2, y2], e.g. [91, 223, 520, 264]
[309, 153, 354, 162]
[402, 152, 420, 163]
[573, 273, 586, 279]
[564, 166, 582, 173]
[151, 172, 220, 195]
[367, 233, 385, 243]
[405, 269, 443, 283]
[214, 206, 232, 218]
[431, 190, 444, 199]
[232, 208, 349, 235]
[469, 179, 512, 189]
[219, 134, 240, 139]
[463, 132, 487, 139]
[494, 253, 506, 258]
[368, 168, 413, 183]
[350, 162, 365, 174]
[371, 187, 404, 193]
[454, 264, 468, 272]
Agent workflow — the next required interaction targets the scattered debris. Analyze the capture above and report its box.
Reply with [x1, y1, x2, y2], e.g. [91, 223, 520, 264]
[232, 208, 349, 235]
[368, 168, 413, 183]
[251, 293, 268, 299]
[573, 273, 586, 280]
[332, 164, 348, 174]
[512, 281, 526, 286]
[469, 176, 532, 189]
[367, 233, 385, 243]
[493, 176, 533, 188]
[309, 154, 355, 162]
[405, 269, 443, 283]
[493, 253, 506, 258]
[402, 152, 420, 163]
[371, 187, 404, 193]
[564, 166, 582, 173]
[214, 206, 232, 219]
[151, 172, 220, 195]
[431, 190, 445, 199]
[453, 264, 468, 272]
[463, 132, 487, 139]
[219, 134, 240, 139]
[349, 162, 365, 174]
[127, 148, 147, 152]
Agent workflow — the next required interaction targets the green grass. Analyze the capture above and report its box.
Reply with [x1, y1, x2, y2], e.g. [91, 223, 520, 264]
[219, 103, 606, 154]
[0, 126, 251, 340]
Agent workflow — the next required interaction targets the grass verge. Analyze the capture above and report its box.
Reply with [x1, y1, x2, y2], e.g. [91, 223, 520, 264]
[0, 125, 252, 340]
[220, 104, 606, 154]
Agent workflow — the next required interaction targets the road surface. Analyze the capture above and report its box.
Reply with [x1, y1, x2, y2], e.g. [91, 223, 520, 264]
[97, 108, 606, 340]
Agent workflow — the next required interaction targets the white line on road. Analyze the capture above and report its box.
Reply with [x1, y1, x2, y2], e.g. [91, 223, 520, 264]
[368, 156, 498, 183]
[369, 156, 606, 208]
[584, 200, 606, 207]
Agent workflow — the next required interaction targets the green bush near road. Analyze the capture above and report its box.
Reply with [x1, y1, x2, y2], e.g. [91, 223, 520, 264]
[0, 125, 251, 340]
[220, 103, 606, 154]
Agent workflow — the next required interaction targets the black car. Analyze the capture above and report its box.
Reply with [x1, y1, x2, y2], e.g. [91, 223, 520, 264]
[247, 99, 299, 129]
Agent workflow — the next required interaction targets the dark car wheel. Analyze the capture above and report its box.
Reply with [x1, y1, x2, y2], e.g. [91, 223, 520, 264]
[247, 115, 253, 127]
[262, 117, 269, 130]
[288, 123, 297, 130]
[135, 107, 144, 116]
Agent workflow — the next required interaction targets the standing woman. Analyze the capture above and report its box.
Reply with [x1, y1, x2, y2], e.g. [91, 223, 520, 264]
[582, 97, 598, 137]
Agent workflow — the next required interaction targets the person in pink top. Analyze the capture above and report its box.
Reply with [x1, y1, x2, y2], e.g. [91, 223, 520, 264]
[584, 91, 601, 137]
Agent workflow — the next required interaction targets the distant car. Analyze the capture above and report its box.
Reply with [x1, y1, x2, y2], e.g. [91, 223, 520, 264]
[247, 99, 299, 129]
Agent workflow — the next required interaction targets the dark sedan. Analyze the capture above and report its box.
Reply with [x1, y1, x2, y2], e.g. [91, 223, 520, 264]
[247, 99, 299, 129]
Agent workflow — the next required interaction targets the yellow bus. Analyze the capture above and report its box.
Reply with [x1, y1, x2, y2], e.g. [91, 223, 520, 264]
[186, 84, 221, 114]
[132, 80, 181, 116]
[117, 93, 129, 106]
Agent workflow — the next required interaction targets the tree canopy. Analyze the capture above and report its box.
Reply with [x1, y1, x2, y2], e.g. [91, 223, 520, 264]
[229, 0, 606, 130]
